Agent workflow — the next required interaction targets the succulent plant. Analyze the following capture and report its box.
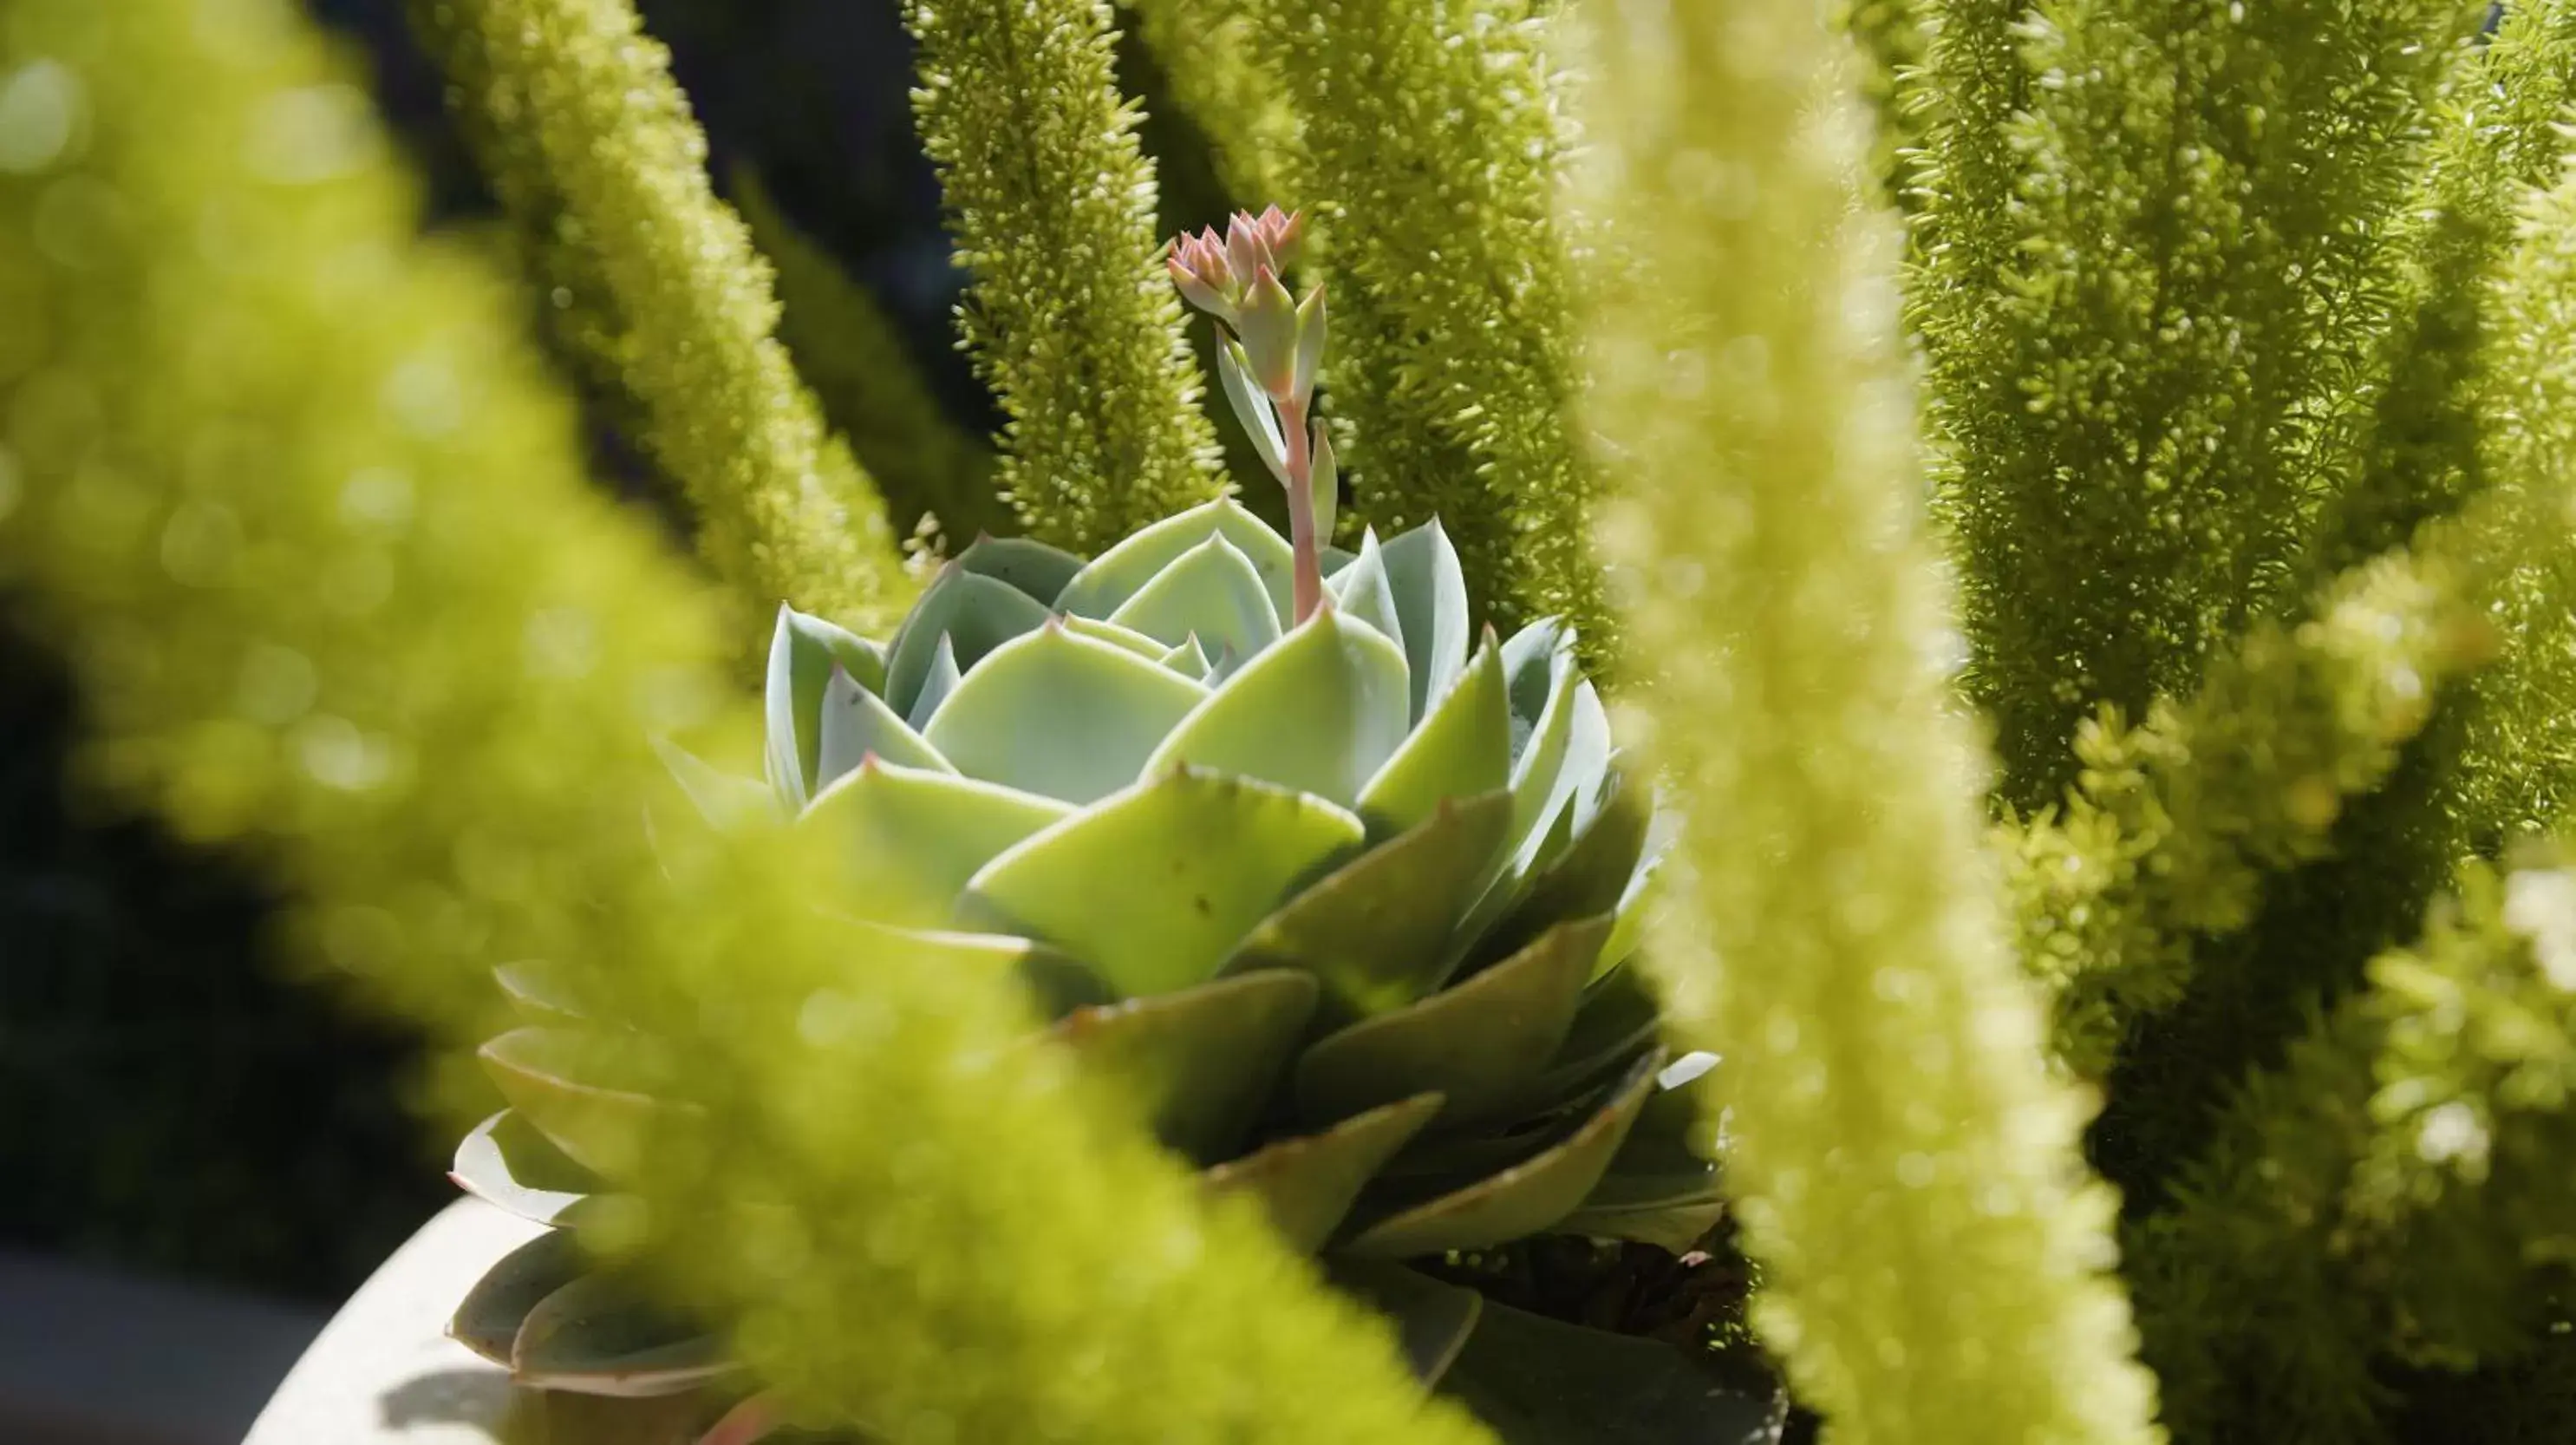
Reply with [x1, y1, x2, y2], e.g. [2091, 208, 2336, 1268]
[442, 213, 1767, 1443]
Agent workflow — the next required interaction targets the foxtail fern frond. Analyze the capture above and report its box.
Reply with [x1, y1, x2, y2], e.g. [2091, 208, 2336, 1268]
[414, 0, 911, 631]
[1834, 0, 1931, 207]
[2131, 859, 2576, 1443]
[2300, 2, 2576, 586]
[2009, 550, 2486, 1079]
[1921, 0, 2479, 806]
[1577, 4, 2155, 1441]
[1909, 0, 2025, 307]
[903, 0, 1224, 552]
[2127, 154, 2576, 1443]
[0, 5, 1492, 1441]
[2356, 860, 2576, 1365]
[2436, 3, 2576, 847]
[730, 171, 1005, 545]
[2123, 995, 2399, 1443]
[1125, 0, 1300, 211]
[1249, 0, 1608, 653]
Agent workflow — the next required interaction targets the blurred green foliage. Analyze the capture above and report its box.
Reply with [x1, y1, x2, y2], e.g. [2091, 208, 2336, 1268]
[0, 3, 1498, 1440]
[0, 0, 998, 1302]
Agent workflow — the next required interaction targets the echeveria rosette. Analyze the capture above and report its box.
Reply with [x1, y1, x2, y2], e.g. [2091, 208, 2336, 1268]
[444, 500, 1755, 1440]
[444, 199, 1756, 1442]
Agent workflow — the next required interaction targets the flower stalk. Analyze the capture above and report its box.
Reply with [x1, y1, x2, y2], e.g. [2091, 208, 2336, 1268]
[1173, 207, 1334, 623]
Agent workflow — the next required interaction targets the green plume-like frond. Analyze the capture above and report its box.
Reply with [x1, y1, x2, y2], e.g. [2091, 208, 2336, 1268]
[2123, 997, 2392, 1444]
[2125, 147, 2576, 1442]
[2132, 859, 2576, 1443]
[1576, 4, 2156, 1441]
[2355, 860, 2576, 1366]
[1125, 0, 1300, 212]
[2300, 3, 2576, 588]
[1909, 0, 2026, 310]
[1249, 0, 1608, 656]
[2440, 6, 2576, 851]
[903, 0, 1225, 552]
[1921, 0, 2479, 806]
[2009, 550, 2485, 1079]
[0, 4, 1493, 1440]
[1833, 0, 1931, 209]
[730, 170, 1005, 546]
[413, 0, 912, 632]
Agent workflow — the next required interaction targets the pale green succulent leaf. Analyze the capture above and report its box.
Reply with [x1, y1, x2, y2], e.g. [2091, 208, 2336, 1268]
[1500, 618, 1570, 742]
[955, 533, 1086, 605]
[1204, 1094, 1445, 1255]
[1358, 638, 1513, 840]
[1050, 970, 1320, 1163]
[1497, 629, 1577, 853]
[1484, 762, 1653, 964]
[1295, 916, 1610, 1133]
[1321, 544, 1358, 578]
[493, 964, 590, 1028]
[1513, 681, 1614, 883]
[1340, 1049, 1660, 1258]
[816, 665, 952, 788]
[1586, 1058, 1718, 1183]
[478, 1027, 671, 1180]
[1598, 806, 1680, 977]
[450, 1110, 602, 1228]
[1308, 421, 1340, 546]
[958, 768, 1367, 997]
[1145, 609, 1412, 809]
[884, 566, 1052, 718]
[905, 634, 963, 734]
[451, 1230, 587, 1368]
[1520, 964, 1663, 1108]
[1161, 633, 1213, 680]
[1438, 1291, 1781, 1444]
[1053, 498, 1296, 625]
[766, 605, 887, 808]
[1216, 336, 1292, 483]
[1108, 532, 1284, 664]
[1059, 612, 1173, 660]
[1457, 644, 1590, 949]
[799, 758, 1073, 926]
[923, 624, 1210, 804]
[1322, 1259, 1483, 1389]
[650, 736, 778, 833]
[1562, 1092, 1724, 1251]
[1379, 519, 1472, 723]
[1553, 1194, 1729, 1254]
[845, 920, 1112, 1022]
[1328, 526, 1408, 656]
[1225, 790, 1516, 1017]
[511, 1272, 734, 1397]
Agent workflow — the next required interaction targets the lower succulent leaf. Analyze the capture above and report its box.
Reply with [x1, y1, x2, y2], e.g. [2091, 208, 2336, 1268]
[448, 502, 1752, 1439]
[1436, 1292, 1784, 1445]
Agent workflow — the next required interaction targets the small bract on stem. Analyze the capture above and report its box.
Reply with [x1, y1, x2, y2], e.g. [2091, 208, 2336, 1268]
[1170, 206, 1334, 623]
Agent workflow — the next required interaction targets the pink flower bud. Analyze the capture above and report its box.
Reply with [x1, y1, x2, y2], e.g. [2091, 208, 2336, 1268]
[1224, 212, 1275, 289]
[1168, 228, 1242, 325]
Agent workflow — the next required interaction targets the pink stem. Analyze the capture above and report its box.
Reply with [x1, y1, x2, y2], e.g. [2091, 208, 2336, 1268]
[694, 1393, 781, 1445]
[1277, 394, 1322, 624]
